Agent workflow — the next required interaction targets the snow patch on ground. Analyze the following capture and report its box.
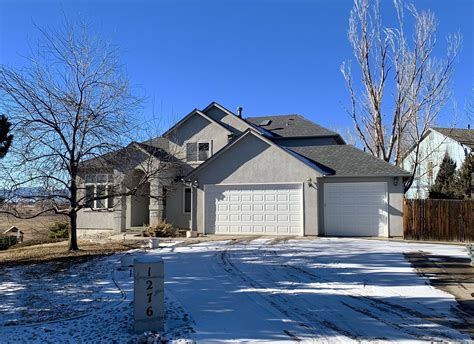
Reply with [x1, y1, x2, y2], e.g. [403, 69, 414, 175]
[0, 238, 471, 343]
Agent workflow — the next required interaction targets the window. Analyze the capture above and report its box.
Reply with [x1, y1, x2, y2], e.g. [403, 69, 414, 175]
[84, 174, 114, 209]
[85, 185, 95, 208]
[186, 142, 211, 162]
[198, 143, 210, 161]
[96, 185, 107, 209]
[183, 187, 191, 213]
[186, 143, 197, 162]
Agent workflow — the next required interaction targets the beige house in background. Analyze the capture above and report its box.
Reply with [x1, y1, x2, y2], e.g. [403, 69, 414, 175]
[77, 102, 409, 238]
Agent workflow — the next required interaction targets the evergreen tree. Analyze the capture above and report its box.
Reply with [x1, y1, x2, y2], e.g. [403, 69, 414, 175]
[454, 154, 473, 199]
[0, 115, 13, 158]
[429, 153, 457, 199]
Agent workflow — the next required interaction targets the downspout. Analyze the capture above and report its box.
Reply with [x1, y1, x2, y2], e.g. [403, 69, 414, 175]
[190, 185, 194, 231]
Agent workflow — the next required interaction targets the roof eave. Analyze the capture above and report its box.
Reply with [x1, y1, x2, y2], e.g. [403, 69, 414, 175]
[322, 173, 411, 178]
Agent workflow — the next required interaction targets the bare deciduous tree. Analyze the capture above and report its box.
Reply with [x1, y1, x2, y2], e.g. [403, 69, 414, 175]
[0, 20, 172, 250]
[341, 0, 461, 191]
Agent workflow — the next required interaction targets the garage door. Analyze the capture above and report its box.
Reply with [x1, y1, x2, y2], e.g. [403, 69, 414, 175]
[205, 184, 303, 235]
[324, 182, 388, 237]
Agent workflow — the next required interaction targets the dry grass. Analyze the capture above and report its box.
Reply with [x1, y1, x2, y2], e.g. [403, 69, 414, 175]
[0, 240, 141, 267]
[0, 213, 68, 243]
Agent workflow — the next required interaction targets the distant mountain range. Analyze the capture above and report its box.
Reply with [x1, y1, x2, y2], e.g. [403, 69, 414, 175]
[0, 187, 69, 202]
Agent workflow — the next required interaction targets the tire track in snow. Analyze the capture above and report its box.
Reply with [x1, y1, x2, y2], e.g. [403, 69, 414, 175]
[217, 242, 357, 343]
[226, 246, 385, 342]
[259, 242, 467, 342]
[206, 240, 313, 342]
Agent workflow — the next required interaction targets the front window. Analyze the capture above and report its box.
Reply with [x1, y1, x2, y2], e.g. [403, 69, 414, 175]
[84, 174, 114, 209]
[183, 187, 191, 213]
[186, 142, 211, 162]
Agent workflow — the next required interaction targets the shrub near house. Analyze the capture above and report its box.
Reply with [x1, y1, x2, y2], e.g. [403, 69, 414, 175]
[0, 234, 17, 250]
[48, 222, 69, 239]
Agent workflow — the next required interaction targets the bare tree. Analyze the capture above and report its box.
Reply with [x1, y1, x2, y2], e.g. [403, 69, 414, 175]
[466, 88, 474, 124]
[0, 115, 13, 158]
[0, 20, 172, 250]
[341, 0, 461, 191]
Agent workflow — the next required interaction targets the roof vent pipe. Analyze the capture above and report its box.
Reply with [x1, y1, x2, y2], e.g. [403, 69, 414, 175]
[237, 106, 243, 118]
[468, 124, 471, 130]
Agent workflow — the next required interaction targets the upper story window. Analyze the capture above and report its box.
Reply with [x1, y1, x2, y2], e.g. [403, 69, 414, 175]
[186, 141, 211, 162]
[84, 174, 114, 210]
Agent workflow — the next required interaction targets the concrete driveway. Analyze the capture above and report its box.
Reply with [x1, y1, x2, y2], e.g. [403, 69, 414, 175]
[2, 237, 472, 343]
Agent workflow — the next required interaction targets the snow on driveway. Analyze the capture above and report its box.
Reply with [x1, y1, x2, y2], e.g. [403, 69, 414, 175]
[0, 238, 472, 343]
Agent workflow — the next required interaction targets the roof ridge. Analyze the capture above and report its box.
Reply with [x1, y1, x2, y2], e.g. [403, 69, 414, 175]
[432, 126, 473, 131]
[247, 114, 303, 119]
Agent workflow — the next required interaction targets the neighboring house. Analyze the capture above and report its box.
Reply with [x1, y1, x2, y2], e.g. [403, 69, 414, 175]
[402, 127, 474, 199]
[77, 102, 409, 238]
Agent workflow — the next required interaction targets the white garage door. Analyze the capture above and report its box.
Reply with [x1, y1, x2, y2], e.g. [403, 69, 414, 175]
[324, 182, 388, 237]
[205, 184, 303, 235]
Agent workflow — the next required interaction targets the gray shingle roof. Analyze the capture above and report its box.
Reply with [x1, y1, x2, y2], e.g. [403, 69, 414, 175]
[80, 142, 178, 171]
[432, 127, 474, 149]
[288, 145, 410, 177]
[246, 115, 339, 138]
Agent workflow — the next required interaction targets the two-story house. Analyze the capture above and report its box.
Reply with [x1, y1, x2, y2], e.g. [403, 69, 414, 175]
[77, 102, 409, 238]
[402, 127, 473, 199]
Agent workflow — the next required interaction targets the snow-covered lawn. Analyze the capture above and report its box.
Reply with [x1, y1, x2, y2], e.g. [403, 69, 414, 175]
[0, 238, 471, 343]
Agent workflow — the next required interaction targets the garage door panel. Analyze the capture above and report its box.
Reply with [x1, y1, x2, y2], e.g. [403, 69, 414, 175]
[205, 184, 303, 235]
[324, 182, 388, 237]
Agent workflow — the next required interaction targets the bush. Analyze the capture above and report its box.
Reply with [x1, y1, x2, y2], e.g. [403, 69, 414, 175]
[48, 221, 69, 239]
[0, 234, 17, 250]
[143, 221, 178, 237]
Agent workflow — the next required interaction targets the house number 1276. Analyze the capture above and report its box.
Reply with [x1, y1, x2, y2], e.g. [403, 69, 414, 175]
[146, 267, 153, 316]
[133, 256, 164, 333]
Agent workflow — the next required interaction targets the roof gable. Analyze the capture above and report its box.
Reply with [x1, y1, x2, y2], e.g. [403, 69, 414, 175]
[162, 109, 231, 138]
[202, 102, 256, 134]
[402, 127, 474, 159]
[185, 129, 329, 179]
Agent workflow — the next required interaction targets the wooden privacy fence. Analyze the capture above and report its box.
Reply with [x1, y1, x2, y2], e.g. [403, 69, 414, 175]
[404, 199, 474, 242]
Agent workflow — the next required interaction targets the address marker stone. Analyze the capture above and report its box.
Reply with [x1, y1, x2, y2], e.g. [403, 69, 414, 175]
[133, 256, 164, 333]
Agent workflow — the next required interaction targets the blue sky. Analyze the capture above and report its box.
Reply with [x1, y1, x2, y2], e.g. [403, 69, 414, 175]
[0, 0, 472, 136]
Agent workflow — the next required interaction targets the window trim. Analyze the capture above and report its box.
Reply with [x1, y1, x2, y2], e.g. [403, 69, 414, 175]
[183, 187, 191, 214]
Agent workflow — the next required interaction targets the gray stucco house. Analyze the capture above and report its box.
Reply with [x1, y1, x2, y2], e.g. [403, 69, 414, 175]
[77, 102, 409, 238]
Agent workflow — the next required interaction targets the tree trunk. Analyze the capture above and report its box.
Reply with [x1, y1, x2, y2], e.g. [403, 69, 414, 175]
[68, 174, 79, 251]
[68, 210, 79, 251]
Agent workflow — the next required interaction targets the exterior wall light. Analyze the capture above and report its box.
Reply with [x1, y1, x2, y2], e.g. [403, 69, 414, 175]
[192, 180, 199, 188]
[393, 177, 399, 186]
[307, 177, 317, 188]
